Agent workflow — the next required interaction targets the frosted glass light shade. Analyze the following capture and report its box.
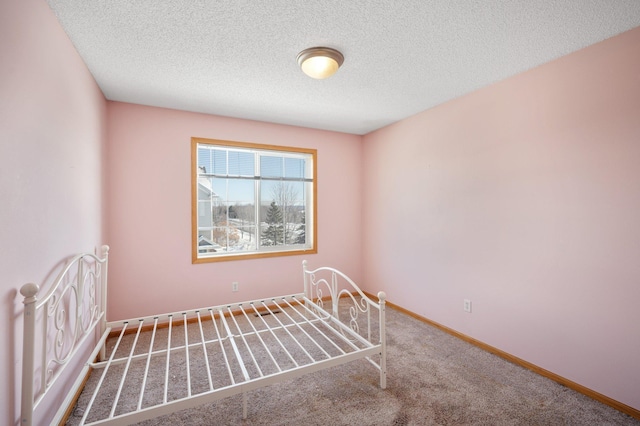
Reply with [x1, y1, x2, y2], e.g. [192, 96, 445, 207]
[297, 47, 344, 79]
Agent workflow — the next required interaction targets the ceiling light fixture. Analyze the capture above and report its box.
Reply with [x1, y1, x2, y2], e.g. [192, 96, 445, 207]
[297, 47, 344, 79]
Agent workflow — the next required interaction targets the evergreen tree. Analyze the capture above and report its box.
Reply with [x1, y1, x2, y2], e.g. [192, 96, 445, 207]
[261, 202, 284, 246]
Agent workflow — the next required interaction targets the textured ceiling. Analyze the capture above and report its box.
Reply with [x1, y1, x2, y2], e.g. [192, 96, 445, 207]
[47, 1, 640, 135]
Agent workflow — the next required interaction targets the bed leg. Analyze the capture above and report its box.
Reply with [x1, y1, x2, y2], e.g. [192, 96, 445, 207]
[242, 392, 248, 419]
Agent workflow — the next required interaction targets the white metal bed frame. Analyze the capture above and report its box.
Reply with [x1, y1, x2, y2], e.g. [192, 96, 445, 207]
[20, 247, 386, 425]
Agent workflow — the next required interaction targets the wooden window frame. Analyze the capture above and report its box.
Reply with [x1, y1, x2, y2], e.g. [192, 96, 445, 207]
[191, 137, 317, 263]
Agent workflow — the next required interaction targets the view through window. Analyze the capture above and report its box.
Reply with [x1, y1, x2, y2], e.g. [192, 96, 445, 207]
[192, 138, 316, 262]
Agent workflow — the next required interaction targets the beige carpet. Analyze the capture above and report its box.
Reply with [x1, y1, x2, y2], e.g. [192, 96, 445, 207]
[67, 305, 639, 425]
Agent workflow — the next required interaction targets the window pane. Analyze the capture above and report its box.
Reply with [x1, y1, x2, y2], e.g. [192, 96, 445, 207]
[227, 179, 257, 252]
[227, 179, 254, 204]
[228, 150, 254, 176]
[210, 177, 227, 200]
[229, 203, 257, 252]
[260, 155, 283, 178]
[197, 177, 214, 201]
[294, 223, 306, 245]
[197, 147, 212, 174]
[212, 149, 227, 175]
[198, 229, 219, 255]
[284, 157, 305, 178]
[260, 180, 305, 246]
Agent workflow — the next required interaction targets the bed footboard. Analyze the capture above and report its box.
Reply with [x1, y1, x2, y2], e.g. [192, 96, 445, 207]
[302, 260, 387, 388]
[20, 245, 110, 426]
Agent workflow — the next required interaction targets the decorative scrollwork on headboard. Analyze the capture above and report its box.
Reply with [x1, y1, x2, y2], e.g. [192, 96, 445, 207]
[21, 245, 109, 416]
[44, 259, 103, 385]
[304, 271, 333, 320]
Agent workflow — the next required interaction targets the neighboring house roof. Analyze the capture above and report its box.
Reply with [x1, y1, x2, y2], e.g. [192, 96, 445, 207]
[198, 235, 221, 252]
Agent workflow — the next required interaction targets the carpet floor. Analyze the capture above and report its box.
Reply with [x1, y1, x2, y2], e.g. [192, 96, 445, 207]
[67, 305, 639, 425]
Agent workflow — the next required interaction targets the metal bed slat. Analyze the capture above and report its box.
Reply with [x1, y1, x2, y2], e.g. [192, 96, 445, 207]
[137, 318, 159, 411]
[281, 298, 348, 355]
[298, 297, 374, 351]
[196, 312, 214, 391]
[249, 303, 300, 368]
[259, 300, 317, 363]
[110, 320, 144, 418]
[225, 306, 264, 378]
[208, 309, 236, 385]
[238, 304, 283, 372]
[182, 314, 191, 397]
[291, 298, 364, 351]
[91, 323, 231, 369]
[271, 299, 333, 359]
[216, 307, 253, 420]
[80, 323, 130, 424]
[102, 293, 302, 330]
[296, 296, 385, 372]
[227, 297, 345, 366]
[217, 307, 251, 382]
[163, 315, 173, 404]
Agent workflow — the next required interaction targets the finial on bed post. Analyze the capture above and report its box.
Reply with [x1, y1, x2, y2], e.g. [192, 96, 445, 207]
[20, 283, 39, 300]
[21, 283, 39, 426]
[377, 292, 386, 310]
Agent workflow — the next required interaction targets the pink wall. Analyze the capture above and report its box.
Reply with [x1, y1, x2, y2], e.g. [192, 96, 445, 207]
[106, 102, 362, 320]
[362, 27, 640, 410]
[1, 0, 107, 424]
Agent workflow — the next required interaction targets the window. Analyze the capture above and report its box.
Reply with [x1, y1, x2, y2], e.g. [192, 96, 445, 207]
[192, 137, 317, 263]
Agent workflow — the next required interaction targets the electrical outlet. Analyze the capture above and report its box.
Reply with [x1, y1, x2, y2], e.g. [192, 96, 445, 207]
[232, 282, 239, 292]
[463, 299, 472, 313]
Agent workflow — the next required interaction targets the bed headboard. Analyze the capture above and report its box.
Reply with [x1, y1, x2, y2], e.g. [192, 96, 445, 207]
[20, 245, 110, 426]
